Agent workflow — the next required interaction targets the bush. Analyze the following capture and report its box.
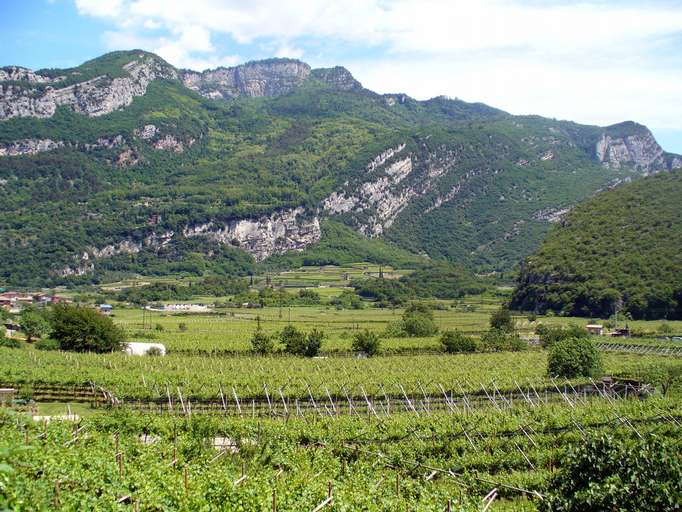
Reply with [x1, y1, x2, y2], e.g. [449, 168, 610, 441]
[352, 329, 381, 356]
[384, 321, 407, 338]
[658, 322, 673, 334]
[34, 338, 60, 351]
[302, 329, 324, 357]
[178, 322, 188, 332]
[250, 330, 274, 355]
[146, 346, 163, 356]
[536, 324, 588, 348]
[404, 302, 434, 320]
[481, 329, 526, 352]
[541, 434, 682, 512]
[402, 313, 439, 337]
[489, 306, 514, 332]
[0, 336, 22, 349]
[547, 337, 602, 378]
[440, 330, 478, 353]
[154, 323, 164, 331]
[51, 305, 126, 353]
[281, 325, 306, 355]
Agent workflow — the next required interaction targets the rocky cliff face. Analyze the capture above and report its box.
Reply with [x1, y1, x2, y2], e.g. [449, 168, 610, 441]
[181, 59, 311, 99]
[322, 142, 467, 237]
[595, 122, 680, 172]
[310, 67, 362, 90]
[183, 207, 321, 261]
[0, 55, 177, 120]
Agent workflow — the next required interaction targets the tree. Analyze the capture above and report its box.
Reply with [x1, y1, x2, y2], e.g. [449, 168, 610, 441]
[402, 313, 438, 337]
[547, 337, 602, 378]
[250, 329, 274, 355]
[402, 303, 438, 337]
[281, 325, 306, 355]
[352, 329, 381, 357]
[303, 329, 324, 357]
[440, 330, 478, 353]
[481, 329, 526, 352]
[51, 305, 126, 353]
[20, 309, 50, 342]
[541, 434, 682, 512]
[489, 306, 514, 332]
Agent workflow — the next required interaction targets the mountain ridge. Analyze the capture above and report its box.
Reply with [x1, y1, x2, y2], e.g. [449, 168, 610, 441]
[0, 50, 680, 286]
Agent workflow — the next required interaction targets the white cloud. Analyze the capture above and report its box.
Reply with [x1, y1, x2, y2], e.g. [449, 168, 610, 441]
[74, 0, 682, 132]
[75, 0, 123, 18]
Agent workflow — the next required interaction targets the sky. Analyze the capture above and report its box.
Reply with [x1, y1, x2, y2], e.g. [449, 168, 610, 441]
[2, 0, 682, 153]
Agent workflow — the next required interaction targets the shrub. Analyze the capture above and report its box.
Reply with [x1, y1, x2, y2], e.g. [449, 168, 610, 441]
[146, 346, 163, 356]
[0, 336, 22, 349]
[481, 329, 526, 352]
[536, 324, 588, 348]
[547, 337, 602, 378]
[250, 330, 274, 355]
[34, 338, 60, 351]
[526, 313, 537, 323]
[303, 329, 324, 357]
[658, 322, 673, 334]
[384, 321, 407, 338]
[178, 322, 188, 332]
[541, 434, 682, 512]
[298, 289, 321, 304]
[402, 313, 439, 337]
[489, 306, 514, 332]
[440, 331, 478, 353]
[404, 302, 434, 320]
[281, 325, 306, 355]
[51, 305, 126, 353]
[352, 329, 381, 356]
[154, 323, 164, 331]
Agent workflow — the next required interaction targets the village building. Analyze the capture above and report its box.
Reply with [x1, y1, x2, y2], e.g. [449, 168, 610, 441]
[586, 324, 604, 336]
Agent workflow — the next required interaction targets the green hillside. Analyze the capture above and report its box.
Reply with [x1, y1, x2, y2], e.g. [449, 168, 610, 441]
[0, 50, 678, 286]
[511, 170, 682, 319]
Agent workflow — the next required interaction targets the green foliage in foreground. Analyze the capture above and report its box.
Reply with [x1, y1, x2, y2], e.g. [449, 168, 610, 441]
[352, 329, 381, 356]
[51, 305, 126, 353]
[512, 169, 682, 320]
[0, 337, 21, 349]
[547, 337, 602, 378]
[542, 433, 682, 512]
[440, 330, 479, 353]
[249, 329, 274, 355]
[280, 325, 324, 357]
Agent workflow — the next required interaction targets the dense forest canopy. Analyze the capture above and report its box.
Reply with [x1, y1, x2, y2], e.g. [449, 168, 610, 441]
[511, 170, 682, 320]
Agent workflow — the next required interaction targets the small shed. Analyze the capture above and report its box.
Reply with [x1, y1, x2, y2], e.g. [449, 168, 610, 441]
[124, 342, 167, 356]
[99, 304, 113, 315]
[586, 324, 604, 336]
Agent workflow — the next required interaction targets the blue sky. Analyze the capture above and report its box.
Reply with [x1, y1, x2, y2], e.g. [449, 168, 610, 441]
[2, 0, 682, 153]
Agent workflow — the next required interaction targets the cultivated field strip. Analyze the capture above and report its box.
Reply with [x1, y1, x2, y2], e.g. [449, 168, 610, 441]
[596, 342, 682, 357]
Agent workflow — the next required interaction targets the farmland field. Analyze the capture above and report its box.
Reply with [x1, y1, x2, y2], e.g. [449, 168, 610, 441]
[2, 286, 682, 510]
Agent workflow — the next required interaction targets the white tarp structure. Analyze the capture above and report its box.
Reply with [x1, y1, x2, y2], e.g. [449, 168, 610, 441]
[124, 342, 167, 356]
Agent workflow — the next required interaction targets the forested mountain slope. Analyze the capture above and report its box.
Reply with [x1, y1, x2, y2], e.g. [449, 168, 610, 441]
[0, 50, 679, 286]
[511, 169, 682, 319]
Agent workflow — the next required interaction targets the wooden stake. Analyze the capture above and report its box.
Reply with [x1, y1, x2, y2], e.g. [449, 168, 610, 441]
[54, 480, 61, 507]
[184, 466, 189, 495]
[272, 488, 277, 512]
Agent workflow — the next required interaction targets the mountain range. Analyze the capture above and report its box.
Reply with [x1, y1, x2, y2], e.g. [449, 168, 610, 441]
[1, 50, 680, 286]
